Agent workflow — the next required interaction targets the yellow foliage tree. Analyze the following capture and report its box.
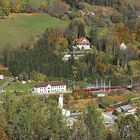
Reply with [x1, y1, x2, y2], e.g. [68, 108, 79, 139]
[1, 0, 10, 8]
[114, 23, 133, 43]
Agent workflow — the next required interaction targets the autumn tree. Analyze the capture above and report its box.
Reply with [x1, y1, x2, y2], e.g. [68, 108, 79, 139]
[30, 71, 47, 82]
[0, 128, 9, 140]
[114, 23, 133, 43]
[0, 0, 10, 8]
[0, 0, 10, 18]
[45, 28, 68, 56]
[47, 0, 69, 18]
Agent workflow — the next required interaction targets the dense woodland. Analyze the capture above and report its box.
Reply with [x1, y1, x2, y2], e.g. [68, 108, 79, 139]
[1, 93, 140, 140]
[1, 17, 140, 84]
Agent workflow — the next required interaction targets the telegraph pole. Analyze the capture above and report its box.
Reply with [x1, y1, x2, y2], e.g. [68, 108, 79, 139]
[109, 80, 111, 91]
[96, 79, 98, 88]
[104, 80, 106, 91]
[101, 80, 103, 88]
[74, 80, 76, 90]
[130, 77, 133, 87]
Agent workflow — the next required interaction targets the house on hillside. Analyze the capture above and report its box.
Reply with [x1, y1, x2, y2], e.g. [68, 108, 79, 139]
[73, 37, 91, 50]
[33, 81, 67, 94]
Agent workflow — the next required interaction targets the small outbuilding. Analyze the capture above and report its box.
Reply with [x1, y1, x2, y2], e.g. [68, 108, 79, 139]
[120, 43, 127, 50]
[0, 75, 4, 80]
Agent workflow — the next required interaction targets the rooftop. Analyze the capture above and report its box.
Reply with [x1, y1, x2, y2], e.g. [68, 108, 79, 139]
[120, 104, 132, 112]
[35, 81, 66, 88]
[75, 37, 90, 45]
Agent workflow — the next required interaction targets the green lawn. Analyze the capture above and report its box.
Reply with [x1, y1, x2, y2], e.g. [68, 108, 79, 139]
[4, 81, 36, 93]
[0, 13, 69, 50]
[0, 77, 10, 86]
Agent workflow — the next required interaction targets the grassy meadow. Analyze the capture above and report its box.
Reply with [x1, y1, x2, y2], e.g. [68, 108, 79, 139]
[4, 81, 36, 93]
[0, 13, 69, 50]
[0, 77, 10, 86]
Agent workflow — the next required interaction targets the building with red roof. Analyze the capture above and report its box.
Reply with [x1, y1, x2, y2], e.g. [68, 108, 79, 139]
[73, 37, 91, 50]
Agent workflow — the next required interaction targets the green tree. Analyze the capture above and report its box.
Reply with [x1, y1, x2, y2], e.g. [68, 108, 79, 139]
[116, 115, 138, 140]
[0, 0, 10, 18]
[30, 71, 47, 82]
[90, 28, 99, 46]
[84, 103, 106, 140]
[46, 101, 70, 140]
[11, 110, 32, 140]
[18, 73, 24, 81]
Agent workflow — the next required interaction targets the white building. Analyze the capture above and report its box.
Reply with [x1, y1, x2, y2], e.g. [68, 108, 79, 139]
[63, 54, 71, 61]
[33, 81, 67, 94]
[73, 37, 91, 50]
[0, 75, 4, 80]
[120, 43, 127, 50]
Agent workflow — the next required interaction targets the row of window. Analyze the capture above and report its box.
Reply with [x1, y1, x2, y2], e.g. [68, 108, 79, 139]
[38, 88, 65, 91]
[39, 86, 65, 90]
[48, 86, 65, 89]
[38, 89, 65, 93]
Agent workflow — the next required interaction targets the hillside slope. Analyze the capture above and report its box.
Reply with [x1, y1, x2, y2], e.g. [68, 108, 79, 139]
[0, 13, 69, 50]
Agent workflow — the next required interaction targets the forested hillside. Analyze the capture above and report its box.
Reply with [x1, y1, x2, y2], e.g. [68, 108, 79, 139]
[0, 0, 140, 84]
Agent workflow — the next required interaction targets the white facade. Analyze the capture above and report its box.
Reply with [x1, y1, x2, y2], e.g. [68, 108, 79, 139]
[76, 44, 91, 50]
[58, 94, 63, 109]
[0, 75, 4, 80]
[63, 54, 71, 61]
[33, 82, 67, 94]
[74, 37, 91, 50]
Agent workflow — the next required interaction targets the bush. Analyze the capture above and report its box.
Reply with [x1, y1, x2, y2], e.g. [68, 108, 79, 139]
[99, 102, 109, 109]
[112, 110, 120, 116]
[73, 94, 80, 100]
[92, 93, 97, 98]
[66, 11, 80, 19]
[65, 94, 74, 100]
[83, 93, 89, 99]
[77, 93, 84, 99]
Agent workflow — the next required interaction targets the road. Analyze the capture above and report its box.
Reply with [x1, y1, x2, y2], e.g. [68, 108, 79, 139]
[131, 96, 140, 101]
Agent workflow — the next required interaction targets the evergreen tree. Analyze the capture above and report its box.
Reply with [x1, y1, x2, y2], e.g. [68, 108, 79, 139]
[84, 103, 106, 140]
